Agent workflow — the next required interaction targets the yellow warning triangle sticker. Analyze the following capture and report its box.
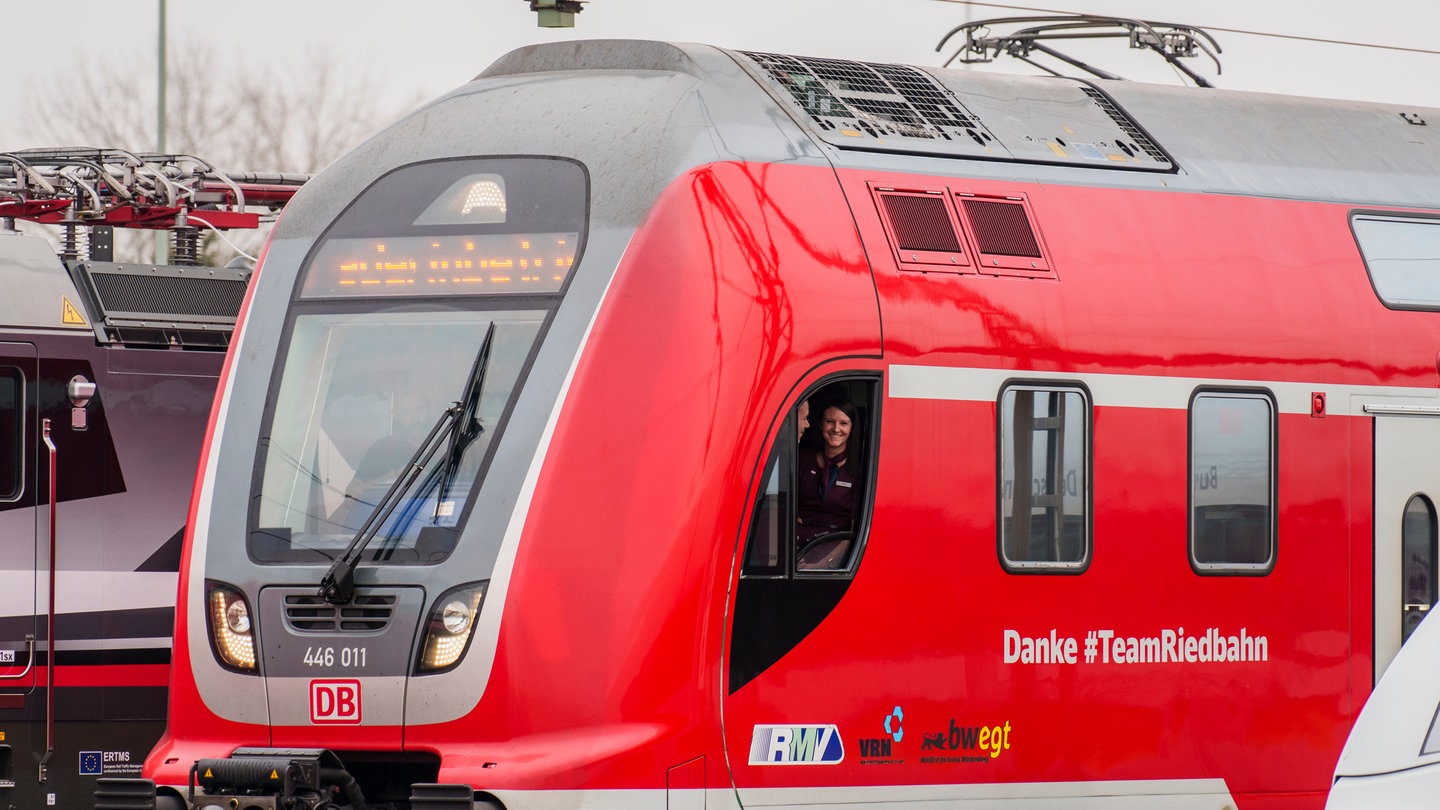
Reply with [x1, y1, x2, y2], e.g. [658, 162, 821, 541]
[204, 768, 213, 778]
[270, 770, 279, 780]
[62, 297, 87, 325]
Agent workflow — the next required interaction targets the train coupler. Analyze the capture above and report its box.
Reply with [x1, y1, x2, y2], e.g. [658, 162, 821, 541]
[189, 748, 365, 810]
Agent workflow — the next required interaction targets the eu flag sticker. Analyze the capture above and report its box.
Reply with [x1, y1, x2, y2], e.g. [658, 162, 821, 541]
[79, 751, 102, 776]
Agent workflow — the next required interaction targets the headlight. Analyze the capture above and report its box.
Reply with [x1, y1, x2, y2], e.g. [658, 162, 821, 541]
[417, 582, 487, 673]
[206, 581, 258, 672]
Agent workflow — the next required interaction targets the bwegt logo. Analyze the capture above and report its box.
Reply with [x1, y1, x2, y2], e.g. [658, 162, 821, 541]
[921, 719, 1013, 761]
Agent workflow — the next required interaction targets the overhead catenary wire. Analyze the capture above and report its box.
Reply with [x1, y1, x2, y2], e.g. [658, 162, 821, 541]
[929, 0, 1440, 57]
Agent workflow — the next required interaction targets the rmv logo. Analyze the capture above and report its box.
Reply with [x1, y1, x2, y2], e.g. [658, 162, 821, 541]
[749, 725, 844, 765]
[310, 679, 362, 725]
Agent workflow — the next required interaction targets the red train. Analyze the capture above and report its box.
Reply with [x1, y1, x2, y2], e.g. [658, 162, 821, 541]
[107, 41, 1440, 810]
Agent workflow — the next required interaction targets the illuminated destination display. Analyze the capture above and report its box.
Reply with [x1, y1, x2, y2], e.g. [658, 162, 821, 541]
[301, 232, 578, 298]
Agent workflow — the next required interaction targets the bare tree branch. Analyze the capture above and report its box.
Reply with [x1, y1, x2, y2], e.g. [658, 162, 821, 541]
[19, 43, 421, 264]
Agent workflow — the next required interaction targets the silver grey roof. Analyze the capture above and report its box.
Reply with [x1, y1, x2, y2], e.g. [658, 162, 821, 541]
[481, 39, 1440, 209]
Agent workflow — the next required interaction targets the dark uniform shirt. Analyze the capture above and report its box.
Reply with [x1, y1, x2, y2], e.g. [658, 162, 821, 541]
[796, 447, 858, 543]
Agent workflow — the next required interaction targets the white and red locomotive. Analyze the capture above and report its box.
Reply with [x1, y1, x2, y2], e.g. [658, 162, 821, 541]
[0, 148, 302, 807]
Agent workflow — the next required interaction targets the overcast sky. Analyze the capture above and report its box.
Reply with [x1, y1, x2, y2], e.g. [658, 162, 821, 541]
[5, 0, 1440, 154]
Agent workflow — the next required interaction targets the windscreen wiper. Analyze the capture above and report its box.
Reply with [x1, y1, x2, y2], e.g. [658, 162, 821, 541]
[436, 324, 494, 502]
[371, 322, 494, 560]
[318, 322, 496, 605]
[318, 403, 457, 604]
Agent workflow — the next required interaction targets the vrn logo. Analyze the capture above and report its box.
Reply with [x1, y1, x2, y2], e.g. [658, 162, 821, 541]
[859, 706, 904, 762]
[748, 725, 845, 765]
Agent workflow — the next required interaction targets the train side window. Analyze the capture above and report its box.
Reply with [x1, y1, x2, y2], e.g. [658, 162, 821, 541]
[1189, 391, 1276, 574]
[998, 384, 1090, 572]
[742, 448, 790, 577]
[1352, 214, 1440, 310]
[0, 368, 20, 501]
[1402, 494, 1438, 644]
[740, 378, 879, 578]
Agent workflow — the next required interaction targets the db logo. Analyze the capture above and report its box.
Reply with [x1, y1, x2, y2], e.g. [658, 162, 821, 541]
[309, 679, 362, 725]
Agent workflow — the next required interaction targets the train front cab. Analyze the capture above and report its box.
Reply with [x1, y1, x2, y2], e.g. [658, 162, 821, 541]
[117, 118, 888, 810]
[1328, 599, 1440, 808]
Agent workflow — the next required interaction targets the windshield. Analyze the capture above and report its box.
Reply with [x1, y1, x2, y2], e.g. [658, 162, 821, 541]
[249, 156, 584, 565]
[252, 307, 542, 563]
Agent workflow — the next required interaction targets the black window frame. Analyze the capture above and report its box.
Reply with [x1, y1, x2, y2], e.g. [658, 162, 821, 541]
[0, 366, 21, 502]
[1351, 210, 1440, 311]
[1187, 388, 1277, 576]
[996, 381, 1092, 574]
[1402, 493, 1439, 644]
[739, 374, 882, 581]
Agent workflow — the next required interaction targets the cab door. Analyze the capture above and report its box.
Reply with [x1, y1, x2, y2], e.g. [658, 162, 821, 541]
[1373, 411, 1440, 680]
[0, 343, 39, 696]
[723, 376, 880, 805]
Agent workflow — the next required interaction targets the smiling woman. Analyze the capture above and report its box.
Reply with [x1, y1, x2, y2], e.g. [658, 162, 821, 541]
[797, 398, 860, 545]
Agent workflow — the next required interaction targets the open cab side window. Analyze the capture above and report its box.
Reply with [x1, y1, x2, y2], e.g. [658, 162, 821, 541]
[729, 375, 879, 692]
[741, 375, 879, 578]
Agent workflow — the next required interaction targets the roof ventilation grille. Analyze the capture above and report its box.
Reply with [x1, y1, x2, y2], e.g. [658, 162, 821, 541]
[89, 271, 247, 319]
[65, 260, 248, 348]
[1079, 86, 1168, 163]
[740, 51, 982, 143]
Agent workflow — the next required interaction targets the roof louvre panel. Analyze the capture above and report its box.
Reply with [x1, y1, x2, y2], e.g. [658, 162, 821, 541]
[739, 51, 985, 143]
[735, 49, 1173, 171]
